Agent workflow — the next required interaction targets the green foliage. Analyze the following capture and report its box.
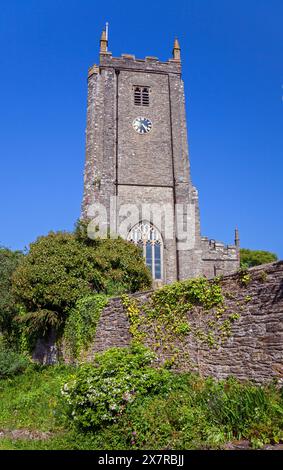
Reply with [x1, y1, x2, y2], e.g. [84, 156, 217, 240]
[240, 248, 278, 269]
[0, 364, 72, 432]
[238, 268, 252, 286]
[259, 271, 268, 283]
[12, 231, 151, 339]
[111, 375, 283, 450]
[63, 294, 108, 360]
[74, 219, 152, 295]
[0, 247, 23, 343]
[121, 295, 146, 343]
[0, 362, 282, 450]
[151, 277, 224, 312]
[0, 345, 30, 379]
[12, 232, 102, 336]
[60, 344, 170, 430]
[122, 278, 239, 363]
[192, 376, 283, 448]
[89, 237, 152, 295]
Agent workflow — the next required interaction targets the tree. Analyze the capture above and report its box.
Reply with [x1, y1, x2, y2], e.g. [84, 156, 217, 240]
[240, 248, 278, 269]
[0, 247, 23, 342]
[12, 231, 151, 337]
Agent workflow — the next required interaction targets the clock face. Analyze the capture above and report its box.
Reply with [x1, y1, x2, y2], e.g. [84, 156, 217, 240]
[133, 117, 152, 134]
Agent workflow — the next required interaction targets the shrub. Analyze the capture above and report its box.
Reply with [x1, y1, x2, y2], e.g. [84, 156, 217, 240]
[74, 220, 152, 295]
[240, 249, 278, 269]
[90, 238, 152, 295]
[0, 247, 23, 343]
[12, 231, 151, 339]
[0, 348, 30, 379]
[60, 344, 171, 430]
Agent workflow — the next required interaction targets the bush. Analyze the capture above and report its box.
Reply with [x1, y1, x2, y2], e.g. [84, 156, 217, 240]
[60, 344, 171, 430]
[90, 238, 152, 295]
[74, 220, 152, 294]
[240, 249, 278, 268]
[0, 247, 23, 343]
[12, 231, 151, 339]
[0, 348, 30, 379]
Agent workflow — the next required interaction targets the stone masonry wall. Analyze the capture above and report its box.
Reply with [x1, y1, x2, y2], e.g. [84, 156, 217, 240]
[82, 51, 205, 282]
[88, 261, 283, 384]
[82, 48, 240, 282]
[201, 237, 240, 278]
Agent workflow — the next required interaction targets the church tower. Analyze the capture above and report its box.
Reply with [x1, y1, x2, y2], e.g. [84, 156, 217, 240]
[82, 28, 239, 284]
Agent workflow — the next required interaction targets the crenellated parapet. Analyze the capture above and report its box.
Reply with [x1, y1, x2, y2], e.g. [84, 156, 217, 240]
[87, 54, 182, 79]
[201, 236, 240, 278]
[82, 26, 240, 283]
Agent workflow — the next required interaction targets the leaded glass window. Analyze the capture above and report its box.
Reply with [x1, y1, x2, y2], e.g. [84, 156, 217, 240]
[127, 222, 163, 280]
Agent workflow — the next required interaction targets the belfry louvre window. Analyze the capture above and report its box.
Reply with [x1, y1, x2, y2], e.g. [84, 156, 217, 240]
[134, 86, 150, 106]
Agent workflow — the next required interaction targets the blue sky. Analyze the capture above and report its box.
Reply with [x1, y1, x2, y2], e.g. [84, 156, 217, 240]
[0, 0, 282, 258]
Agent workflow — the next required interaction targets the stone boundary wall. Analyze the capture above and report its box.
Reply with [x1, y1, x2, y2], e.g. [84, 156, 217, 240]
[33, 262, 283, 384]
[89, 261, 283, 384]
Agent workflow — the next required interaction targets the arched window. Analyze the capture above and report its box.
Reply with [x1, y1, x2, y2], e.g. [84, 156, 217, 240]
[133, 86, 150, 106]
[127, 222, 163, 280]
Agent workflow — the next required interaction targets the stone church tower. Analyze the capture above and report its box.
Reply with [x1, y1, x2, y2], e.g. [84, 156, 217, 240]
[82, 29, 240, 284]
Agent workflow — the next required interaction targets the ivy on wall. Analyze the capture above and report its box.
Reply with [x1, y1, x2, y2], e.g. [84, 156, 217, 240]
[63, 294, 108, 361]
[122, 277, 242, 367]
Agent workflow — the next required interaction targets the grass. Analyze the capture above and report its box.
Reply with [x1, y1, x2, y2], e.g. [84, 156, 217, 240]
[0, 364, 282, 450]
[0, 364, 73, 432]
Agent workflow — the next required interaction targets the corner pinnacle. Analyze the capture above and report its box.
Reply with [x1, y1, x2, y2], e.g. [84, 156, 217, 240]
[100, 29, 108, 53]
[235, 226, 240, 249]
[172, 37, 181, 61]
